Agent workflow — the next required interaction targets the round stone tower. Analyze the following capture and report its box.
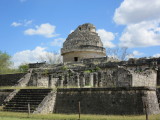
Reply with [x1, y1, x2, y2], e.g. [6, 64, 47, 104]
[61, 23, 106, 62]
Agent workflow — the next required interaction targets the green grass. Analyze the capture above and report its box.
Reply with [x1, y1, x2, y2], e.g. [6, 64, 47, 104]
[0, 111, 160, 120]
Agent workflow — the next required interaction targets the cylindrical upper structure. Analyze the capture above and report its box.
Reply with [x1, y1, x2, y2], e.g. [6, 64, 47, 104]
[61, 23, 106, 62]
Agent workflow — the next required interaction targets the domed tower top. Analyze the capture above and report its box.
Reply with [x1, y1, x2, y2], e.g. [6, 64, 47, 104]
[75, 23, 96, 33]
[61, 23, 106, 62]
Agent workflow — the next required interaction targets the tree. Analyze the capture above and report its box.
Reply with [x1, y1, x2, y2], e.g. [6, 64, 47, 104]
[106, 47, 131, 61]
[18, 64, 29, 73]
[0, 51, 12, 74]
[39, 52, 62, 64]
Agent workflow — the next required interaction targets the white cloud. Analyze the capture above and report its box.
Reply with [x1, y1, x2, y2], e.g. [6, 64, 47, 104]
[11, 20, 33, 27]
[12, 46, 62, 68]
[114, 0, 160, 25]
[51, 38, 65, 47]
[24, 23, 58, 38]
[126, 50, 143, 59]
[114, 0, 160, 48]
[153, 53, 160, 58]
[132, 50, 143, 56]
[97, 29, 115, 48]
[70, 30, 74, 33]
[11, 22, 22, 27]
[24, 20, 32, 26]
[119, 21, 160, 47]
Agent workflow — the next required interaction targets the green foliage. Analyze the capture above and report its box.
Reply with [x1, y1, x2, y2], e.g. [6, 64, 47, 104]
[84, 67, 101, 73]
[41, 69, 49, 76]
[0, 51, 11, 67]
[0, 51, 28, 74]
[18, 64, 29, 73]
[84, 70, 92, 73]
[94, 66, 101, 71]
[61, 65, 68, 71]
[0, 51, 13, 74]
[0, 50, 33, 74]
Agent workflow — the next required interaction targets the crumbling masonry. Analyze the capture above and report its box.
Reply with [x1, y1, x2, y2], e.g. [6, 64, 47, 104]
[0, 23, 160, 115]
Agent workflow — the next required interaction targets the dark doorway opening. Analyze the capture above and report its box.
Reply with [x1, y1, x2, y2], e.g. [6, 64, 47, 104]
[74, 57, 78, 62]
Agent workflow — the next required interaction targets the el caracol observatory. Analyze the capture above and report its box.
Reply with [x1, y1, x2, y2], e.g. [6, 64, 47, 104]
[61, 23, 106, 62]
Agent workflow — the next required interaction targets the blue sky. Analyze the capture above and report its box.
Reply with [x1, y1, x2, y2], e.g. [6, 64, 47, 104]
[0, 0, 160, 67]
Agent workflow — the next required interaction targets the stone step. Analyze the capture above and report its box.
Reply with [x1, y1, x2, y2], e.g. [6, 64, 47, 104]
[3, 89, 52, 113]
[17, 91, 51, 94]
[12, 96, 46, 100]
[4, 104, 38, 109]
[9, 99, 44, 102]
[16, 93, 50, 95]
[6, 101, 41, 105]
[17, 89, 52, 92]
[5, 102, 40, 105]
[13, 94, 47, 96]
[16, 92, 49, 94]
[0, 73, 26, 86]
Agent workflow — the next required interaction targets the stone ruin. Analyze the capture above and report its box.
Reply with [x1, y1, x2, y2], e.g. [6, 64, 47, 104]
[0, 23, 160, 115]
[61, 23, 106, 62]
[28, 56, 159, 89]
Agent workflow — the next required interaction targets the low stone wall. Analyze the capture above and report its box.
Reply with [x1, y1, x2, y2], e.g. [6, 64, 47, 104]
[82, 57, 119, 64]
[132, 70, 157, 87]
[0, 89, 14, 105]
[0, 73, 26, 86]
[62, 51, 105, 63]
[29, 62, 46, 68]
[54, 87, 160, 115]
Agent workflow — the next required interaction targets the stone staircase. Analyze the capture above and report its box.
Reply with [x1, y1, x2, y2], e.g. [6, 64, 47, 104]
[4, 69, 33, 103]
[0, 73, 26, 86]
[15, 69, 33, 87]
[3, 89, 52, 113]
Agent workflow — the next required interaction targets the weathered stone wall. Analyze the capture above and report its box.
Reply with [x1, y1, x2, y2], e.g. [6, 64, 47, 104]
[25, 57, 160, 88]
[63, 51, 105, 63]
[132, 70, 157, 87]
[144, 90, 160, 114]
[29, 73, 49, 87]
[157, 70, 160, 85]
[28, 71, 58, 88]
[36, 76, 48, 87]
[0, 73, 26, 86]
[54, 87, 160, 115]
[28, 66, 157, 88]
[82, 57, 119, 64]
[61, 23, 106, 63]
[0, 89, 14, 105]
[50, 67, 155, 88]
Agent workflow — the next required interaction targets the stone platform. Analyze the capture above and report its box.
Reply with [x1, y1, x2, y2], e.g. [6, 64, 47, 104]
[54, 87, 160, 115]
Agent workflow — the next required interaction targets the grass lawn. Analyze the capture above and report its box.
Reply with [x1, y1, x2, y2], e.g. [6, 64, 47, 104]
[0, 111, 160, 120]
